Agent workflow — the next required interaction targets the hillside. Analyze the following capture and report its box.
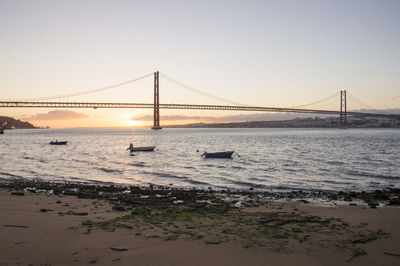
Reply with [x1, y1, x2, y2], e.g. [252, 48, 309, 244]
[0, 116, 37, 129]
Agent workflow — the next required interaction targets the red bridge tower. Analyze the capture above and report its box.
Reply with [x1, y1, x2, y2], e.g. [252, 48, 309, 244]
[340, 90, 347, 128]
[152, 71, 162, 130]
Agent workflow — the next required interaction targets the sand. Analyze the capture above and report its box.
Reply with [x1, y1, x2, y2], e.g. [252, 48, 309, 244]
[0, 185, 399, 266]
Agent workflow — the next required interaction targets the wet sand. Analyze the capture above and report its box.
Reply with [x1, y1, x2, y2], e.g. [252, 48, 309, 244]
[0, 181, 399, 266]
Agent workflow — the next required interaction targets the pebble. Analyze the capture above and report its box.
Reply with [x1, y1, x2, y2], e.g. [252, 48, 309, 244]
[39, 209, 53, 212]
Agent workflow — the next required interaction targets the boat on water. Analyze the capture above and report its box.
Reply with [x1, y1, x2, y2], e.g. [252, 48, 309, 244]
[202, 151, 234, 158]
[127, 143, 155, 152]
[49, 140, 68, 145]
[129, 146, 155, 152]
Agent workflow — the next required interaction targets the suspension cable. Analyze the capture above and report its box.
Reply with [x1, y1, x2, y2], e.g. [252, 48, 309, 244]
[290, 91, 339, 109]
[347, 92, 375, 110]
[159, 73, 246, 106]
[7, 72, 153, 101]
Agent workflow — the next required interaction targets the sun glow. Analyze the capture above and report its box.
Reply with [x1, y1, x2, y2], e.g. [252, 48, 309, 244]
[126, 120, 143, 127]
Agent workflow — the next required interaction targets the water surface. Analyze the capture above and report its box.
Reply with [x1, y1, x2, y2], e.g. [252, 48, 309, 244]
[0, 128, 399, 192]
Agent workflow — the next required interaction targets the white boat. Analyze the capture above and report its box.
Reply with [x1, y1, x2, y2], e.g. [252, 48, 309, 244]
[128, 146, 155, 152]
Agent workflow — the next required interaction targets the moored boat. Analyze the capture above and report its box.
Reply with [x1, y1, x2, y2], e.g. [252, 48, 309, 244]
[202, 151, 234, 158]
[129, 146, 155, 152]
[127, 143, 155, 152]
[49, 140, 68, 145]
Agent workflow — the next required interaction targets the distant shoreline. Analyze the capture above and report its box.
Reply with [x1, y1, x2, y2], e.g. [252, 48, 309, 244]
[165, 117, 400, 128]
[0, 115, 37, 129]
[2, 114, 399, 129]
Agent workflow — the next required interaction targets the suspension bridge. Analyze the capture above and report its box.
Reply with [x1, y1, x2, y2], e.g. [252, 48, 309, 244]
[1, 71, 399, 129]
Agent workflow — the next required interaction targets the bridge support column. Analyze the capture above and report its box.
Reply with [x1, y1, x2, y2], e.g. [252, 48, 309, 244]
[152, 71, 162, 129]
[340, 90, 347, 128]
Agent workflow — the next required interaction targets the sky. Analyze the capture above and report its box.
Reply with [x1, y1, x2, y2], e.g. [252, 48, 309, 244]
[0, 0, 399, 128]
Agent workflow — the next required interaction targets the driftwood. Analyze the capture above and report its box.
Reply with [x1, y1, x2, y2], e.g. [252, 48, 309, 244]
[110, 247, 129, 252]
[384, 252, 400, 257]
[3, 224, 29, 228]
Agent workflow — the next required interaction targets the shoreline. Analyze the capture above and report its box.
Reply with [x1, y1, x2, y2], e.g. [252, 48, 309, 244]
[1, 178, 400, 265]
[1, 177, 399, 207]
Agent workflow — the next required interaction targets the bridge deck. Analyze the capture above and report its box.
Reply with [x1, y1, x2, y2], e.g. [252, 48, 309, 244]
[0, 101, 398, 119]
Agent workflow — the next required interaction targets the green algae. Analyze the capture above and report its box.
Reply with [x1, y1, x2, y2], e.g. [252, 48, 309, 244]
[89, 201, 387, 255]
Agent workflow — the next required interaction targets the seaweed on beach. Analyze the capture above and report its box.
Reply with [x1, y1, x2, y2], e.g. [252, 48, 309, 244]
[0, 178, 391, 254]
[2, 178, 400, 206]
[92, 199, 388, 254]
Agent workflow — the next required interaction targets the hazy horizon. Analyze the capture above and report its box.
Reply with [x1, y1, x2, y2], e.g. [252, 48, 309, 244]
[1, 0, 399, 128]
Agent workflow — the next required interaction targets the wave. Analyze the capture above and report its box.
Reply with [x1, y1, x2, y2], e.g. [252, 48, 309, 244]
[71, 158, 90, 164]
[131, 162, 147, 167]
[344, 170, 400, 180]
[212, 175, 269, 189]
[231, 166, 245, 170]
[98, 167, 123, 174]
[142, 170, 211, 187]
[0, 171, 26, 179]
[66, 176, 117, 185]
[326, 161, 345, 165]
[249, 176, 272, 182]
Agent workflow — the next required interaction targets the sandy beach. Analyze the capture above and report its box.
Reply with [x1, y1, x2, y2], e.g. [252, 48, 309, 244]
[0, 180, 399, 266]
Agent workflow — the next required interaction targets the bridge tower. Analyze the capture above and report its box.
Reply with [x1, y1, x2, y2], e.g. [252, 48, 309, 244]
[152, 71, 162, 129]
[340, 90, 347, 127]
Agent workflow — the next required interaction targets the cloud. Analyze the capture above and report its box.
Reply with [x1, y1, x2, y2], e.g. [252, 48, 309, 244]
[24, 110, 89, 121]
[392, 95, 400, 100]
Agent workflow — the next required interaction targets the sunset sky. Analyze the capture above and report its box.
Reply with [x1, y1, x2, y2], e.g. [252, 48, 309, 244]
[1, 0, 399, 128]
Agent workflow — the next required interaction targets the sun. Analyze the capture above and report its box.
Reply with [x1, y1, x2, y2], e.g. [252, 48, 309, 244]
[126, 120, 142, 127]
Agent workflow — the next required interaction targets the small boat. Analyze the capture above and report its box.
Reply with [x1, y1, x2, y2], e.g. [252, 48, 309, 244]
[128, 146, 155, 152]
[202, 151, 234, 158]
[49, 140, 68, 145]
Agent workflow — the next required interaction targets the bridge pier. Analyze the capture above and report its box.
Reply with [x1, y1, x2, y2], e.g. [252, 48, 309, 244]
[151, 71, 162, 130]
[340, 90, 347, 128]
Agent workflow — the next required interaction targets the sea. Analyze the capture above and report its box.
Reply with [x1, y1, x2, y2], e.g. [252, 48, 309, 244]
[0, 128, 399, 192]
